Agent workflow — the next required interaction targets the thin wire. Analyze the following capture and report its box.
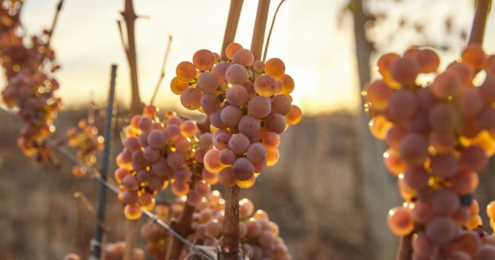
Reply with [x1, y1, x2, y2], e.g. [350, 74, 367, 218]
[0, 106, 212, 259]
[150, 35, 173, 105]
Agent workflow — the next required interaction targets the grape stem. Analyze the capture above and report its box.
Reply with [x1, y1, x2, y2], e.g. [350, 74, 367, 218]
[468, 0, 491, 45]
[250, 0, 271, 61]
[395, 233, 413, 260]
[262, 0, 286, 62]
[165, 199, 196, 260]
[150, 35, 173, 105]
[119, 0, 142, 116]
[221, 185, 243, 260]
[220, 0, 245, 61]
[39, 0, 65, 65]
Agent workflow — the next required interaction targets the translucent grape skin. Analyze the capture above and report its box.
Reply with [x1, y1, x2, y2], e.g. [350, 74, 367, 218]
[430, 71, 460, 100]
[176, 61, 196, 82]
[218, 167, 237, 187]
[170, 77, 189, 95]
[387, 206, 414, 236]
[415, 49, 440, 73]
[365, 80, 393, 111]
[279, 74, 294, 95]
[246, 143, 267, 164]
[219, 149, 236, 165]
[147, 129, 167, 149]
[193, 49, 215, 71]
[225, 43, 243, 60]
[265, 58, 285, 79]
[220, 106, 243, 126]
[460, 145, 488, 172]
[262, 132, 280, 150]
[213, 61, 231, 81]
[254, 75, 278, 97]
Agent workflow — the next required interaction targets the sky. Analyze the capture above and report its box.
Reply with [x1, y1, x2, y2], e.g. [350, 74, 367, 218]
[13, 0, 495, 116]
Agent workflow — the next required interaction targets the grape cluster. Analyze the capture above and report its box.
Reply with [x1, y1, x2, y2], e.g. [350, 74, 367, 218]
[1, 1, 61, 162]
[102, 241, 145, 260]
[365, 44, 495, 259]
[141, 190, 292, 260]
[115, 106, 215, 220]
[171, 43, 302, 189]
[67, 119, 104, 178]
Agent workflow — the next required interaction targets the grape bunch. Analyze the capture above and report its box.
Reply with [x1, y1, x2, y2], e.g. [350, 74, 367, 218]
[170, 43, 302, 189]
[67, 118, 104, 178]
[141, 190, 292, 260]
[115, 106, 215, 220]
[364, 44, 495, 259]
[1, 2, 61, 162]
[102, 241, 145, 260]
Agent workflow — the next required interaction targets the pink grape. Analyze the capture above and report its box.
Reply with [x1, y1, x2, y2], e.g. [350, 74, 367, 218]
[460, 145, 488, 172]
[151, 158, 171, 177]
[431, 188, 460, 215]
[204, 149, 224, 173]
[411, 201, 435, 224]
[254, 75, 278, 97]
[197, 72, 218, 93]
[229, 134, 250, 155]
[413, 232, 438, 257]
[430, 153, 458, 178]
[225, 64, 248, 84]
[137, 132, 149, 147]
[213, 61, 230, 81]
[388, 89, 417, 119]
[124, 137, 140, 152]
[232, 158, 255, 181]
[271, 95, 292, 116]
[403, 166, 429, 189]
[385, 125, 408, 150]
[175, 167, 192, 183]
[264, 113, 286, 134]
[199, 133, 213, 150]
[399, 134, 429, 166]
[214, 133, 231, 150]
[138, 117, 153, 132]
[226, 84, 248, 106]
[248, 96, 271, 119]
[238, 115, 261, 137]
[219, 149, 236, 165]
[174, 137, 190, 153]
[246, 143, 267, 164]
[143, 147, 160, 162]
[195, 181, 211, 196]
[167, 152, 185, 169]
[180, 87, 203, 110]
[259, 230, 275, 248]
[200, 93, 221, 115]
[164, 125, 181, 141]
[220, 106, 243, 126]
[450, 169, 479, 195]
[426, 216, 456, 244]
[430, 71, 460, 100]
[147, 129, 167, 149]
[387, 206, 414, 236]
[218, 167, 236, 187]
[210, 108, 228, 129]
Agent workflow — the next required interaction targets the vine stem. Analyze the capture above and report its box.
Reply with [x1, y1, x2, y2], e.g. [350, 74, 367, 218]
[395, 233, 413, 260]
[220, 0, 244, 61]
[150, 35, 173, 105]
[250, 0, 271, 61]
[40, 0, 64, 64]
[120, 0, 142, 115]
[165, 203, 196, 260]
[221, 185, 241, 260]
[468, 0, 491, 45]
[262, 0, 286, 62]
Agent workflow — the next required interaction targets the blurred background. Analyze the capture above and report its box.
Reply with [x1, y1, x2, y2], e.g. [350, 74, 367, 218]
[2, 0, 495, 259]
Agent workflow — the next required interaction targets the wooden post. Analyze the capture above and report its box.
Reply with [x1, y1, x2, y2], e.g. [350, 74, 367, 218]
[250, 0, 270, 61]
[221, 185, 241, 260]
[220, 0, 244, 61]
[121, 0, 142, 115]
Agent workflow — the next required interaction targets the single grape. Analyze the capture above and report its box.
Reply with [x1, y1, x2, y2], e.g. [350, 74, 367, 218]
[170, 77, 189, 95]
[238, 115, 261, 137]
[430, 71, 460, 100]
[430, 153, 458, 179]
[387, 206, 414, 236]
[429, 103, 460, 131]
[167, 152, 185, 169]
[197, 72, 219, 93]
[204, 149, 224, 173]
[399, 134, 429, 166]
[450, 169, 479, 195]
[390, 57, 420, 85]
[264, 113, 286, 134]
[426, 216, 456, 244]
[176, 61, 196, 82]
[284, 105, 302, 125]
[225, 64, 248, 84]
[232, 49, 255, 67]
[180, 87, 202, 110]
[403, 166, 429, 189]
[226, 84, 248, 106]
[252, 60, 265, 73]
[220, 105, 243, 126]
[388, 89, 417, 119]
[225, 43, 243, 60]
[415, 49, 440, 73]
[432, 188, 460, 215]
[265, 58, 285, 79]
[462, 43, 487, 70]
[193, 49, 215, 71]
[262, 132, 280, 150]
[229, 134, 250, 155]
[254, 75, 278, 97]
[218, 167, 236, 187]
[147, 129, 167, 149]
[460, 145, 488, 172]
[248, 96, 272, 119]
[383, 148, 407, 175]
